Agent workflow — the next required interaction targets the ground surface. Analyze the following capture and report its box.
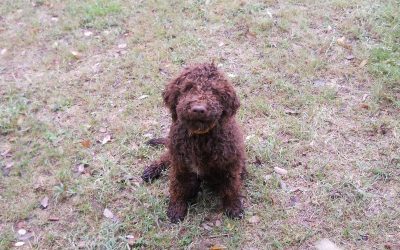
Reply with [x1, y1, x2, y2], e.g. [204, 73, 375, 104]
[0, 0, 399, 249]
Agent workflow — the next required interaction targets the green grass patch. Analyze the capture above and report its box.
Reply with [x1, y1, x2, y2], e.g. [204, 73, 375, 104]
[369, 1, 400, 107]
[66, 0, 123, 29]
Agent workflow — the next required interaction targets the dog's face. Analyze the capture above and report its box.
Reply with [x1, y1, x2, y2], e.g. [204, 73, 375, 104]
[163, 64, 240, 134]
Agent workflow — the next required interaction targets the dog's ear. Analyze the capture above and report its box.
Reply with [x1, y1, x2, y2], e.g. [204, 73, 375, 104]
[162, 77, 181, 121]
[220, 81, 240, 119]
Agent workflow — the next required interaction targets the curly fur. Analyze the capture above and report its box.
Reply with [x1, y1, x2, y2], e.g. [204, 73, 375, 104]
[142, 63, 246, 223]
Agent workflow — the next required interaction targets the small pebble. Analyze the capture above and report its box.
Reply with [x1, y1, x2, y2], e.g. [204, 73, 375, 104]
[15, 242, 25, 247]
[274, 167, 288, 175]
[17, 229, 26, 235]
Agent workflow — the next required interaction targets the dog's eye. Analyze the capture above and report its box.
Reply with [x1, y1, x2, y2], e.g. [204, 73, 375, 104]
[182, 83, 193, 92]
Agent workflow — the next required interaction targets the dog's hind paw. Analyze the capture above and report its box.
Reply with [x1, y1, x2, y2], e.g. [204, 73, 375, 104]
[141, 164, 163, 182]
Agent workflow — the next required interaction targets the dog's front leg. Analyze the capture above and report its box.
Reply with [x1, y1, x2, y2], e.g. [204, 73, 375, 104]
[218, 172, 244, 219]
[141, 151, 171, 182]
[167, 169, 200, 223]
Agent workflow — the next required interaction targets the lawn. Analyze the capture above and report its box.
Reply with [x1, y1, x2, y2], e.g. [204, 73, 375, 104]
[0, 0, 399, 249]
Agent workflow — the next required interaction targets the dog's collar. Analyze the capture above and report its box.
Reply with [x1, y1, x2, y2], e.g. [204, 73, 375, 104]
[189, 122, 217, 136]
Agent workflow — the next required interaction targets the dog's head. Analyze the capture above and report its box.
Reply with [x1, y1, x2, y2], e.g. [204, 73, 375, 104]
[163, 63, 240, 135]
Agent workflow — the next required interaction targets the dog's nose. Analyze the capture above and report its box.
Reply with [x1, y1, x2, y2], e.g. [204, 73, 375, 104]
[191, 105, 206, 114]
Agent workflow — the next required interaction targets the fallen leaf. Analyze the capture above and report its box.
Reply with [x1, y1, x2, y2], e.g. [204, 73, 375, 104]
[126, 235, 136, 246]
[248, 215, 260, 224]
[2, 162, 14, 176]
[292, 161, 302, 167]
[313, 79, 326, 87]
[143, 133, 153, 138]
[285, 109, 300, 115]
[16, 221, 27, 229]
[40, 196, 49, 209]
[274, 167, 288, 175]
[359, 59, 368, 68]
[101, 134, 111, 145]
[215, 220, 221, 227]
[245, 30, 256, 40]
[263, 174, 273, 182]
[77, 241, 86, 249]
[17, 116, 24, 126]
[337, 36, 352, 50]
[267, 10, 273, 19]
[18, 232, 33, 241]
[245, 134, 255, 141]
[315, 239, 342, 250]
[1, 148, 11, 156]
[201, 223, 213, 231]
[360, 103, 369, 109]
[138, 95, 149, 100]
[279, 179, 287, 189]
[48, 217, 60, 221]
[288, 196, 298, 207]
[81, 140, 91, 148]
[103, 208, 114, 219]
[77, 163, 86, 174]
[118, 43, 127, 49]
[252, 156, 262, 166]
[15, 242, 25, 247]
[70, 50, 82, 59]
[84, 31, 93, 37]
[210, 245, 227, 250]
[385, 243, 400, 250]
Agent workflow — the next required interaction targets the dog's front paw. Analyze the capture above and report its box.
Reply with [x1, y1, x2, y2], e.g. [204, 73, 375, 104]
[167, 201, 188, 223]
[224, 202, 244, 220]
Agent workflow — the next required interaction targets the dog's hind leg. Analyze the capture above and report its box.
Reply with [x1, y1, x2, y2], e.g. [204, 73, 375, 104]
[141, 151, 171, 182]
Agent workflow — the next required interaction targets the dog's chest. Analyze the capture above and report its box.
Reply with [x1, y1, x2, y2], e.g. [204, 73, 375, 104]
[185, 138, 218, 176]
[188, 163, 202, 176]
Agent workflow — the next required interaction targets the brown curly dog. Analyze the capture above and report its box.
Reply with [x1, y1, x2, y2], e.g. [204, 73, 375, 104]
[142, 63, 246, 223]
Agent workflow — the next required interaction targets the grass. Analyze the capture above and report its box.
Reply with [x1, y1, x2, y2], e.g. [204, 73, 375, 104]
[368, 1, 400, 107]
[0, 0, 399, 249]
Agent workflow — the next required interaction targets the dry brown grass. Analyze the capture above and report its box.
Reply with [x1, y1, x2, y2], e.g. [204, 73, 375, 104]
[1, 0, 399, 249]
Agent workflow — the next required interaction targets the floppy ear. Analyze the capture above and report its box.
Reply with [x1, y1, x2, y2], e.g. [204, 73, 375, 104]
[220, 81, 240, 118]
[162, 77, 181, 121]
